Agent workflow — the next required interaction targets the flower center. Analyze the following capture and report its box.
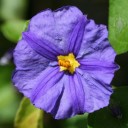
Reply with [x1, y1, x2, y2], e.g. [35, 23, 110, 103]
[57, 53, 80, 74]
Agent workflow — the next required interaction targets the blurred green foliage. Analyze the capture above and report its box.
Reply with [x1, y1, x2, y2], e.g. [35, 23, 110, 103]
[0, 0, 28, 128]
[43, 113, 88, 128]
[14, 97, 43, 128]
[0, 65, 20, 128]
[1, 20, 26, 42]
[0, 0, 27, 20]
[88, 87, 128, 128]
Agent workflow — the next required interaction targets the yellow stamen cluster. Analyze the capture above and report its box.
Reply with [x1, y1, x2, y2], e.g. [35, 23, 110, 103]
[57, 53, 80, 74]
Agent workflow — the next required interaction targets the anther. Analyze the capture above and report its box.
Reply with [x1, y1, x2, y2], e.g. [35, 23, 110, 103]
[57, 53, 80, 74]
[58, 60, 71, 68]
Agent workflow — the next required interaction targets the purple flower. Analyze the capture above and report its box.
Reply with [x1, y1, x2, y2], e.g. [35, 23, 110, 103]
[12, 6, 118, 119]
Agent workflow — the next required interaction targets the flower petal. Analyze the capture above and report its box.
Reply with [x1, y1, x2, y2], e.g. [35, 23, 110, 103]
[77, 58, 118, 85]
[79, 59, 118, 73]
[28, 6, 83, 53]
[76, 69, 113, 112]
[53, 6, 84, 52]
[31, 73, 84, 119]
[12, 39, 51, 97]
[29, 67, 65, 114]
[53, 70, 113, 119]
[67, 16, 86, 55]
[54, 74, 86, 119]
[76, 20, 118, 100]
[77, 20, 116, 63]
[23, 32, 63, 60]
[28, 9, 57, 45]
[30, 66, 63, 102]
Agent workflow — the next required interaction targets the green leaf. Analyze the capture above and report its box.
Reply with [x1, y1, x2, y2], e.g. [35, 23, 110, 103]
[1, 20, 26, 42]
[88, 87, 128, 128]
[109, 0, 128, 54]
[14, 97, 43, 128]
